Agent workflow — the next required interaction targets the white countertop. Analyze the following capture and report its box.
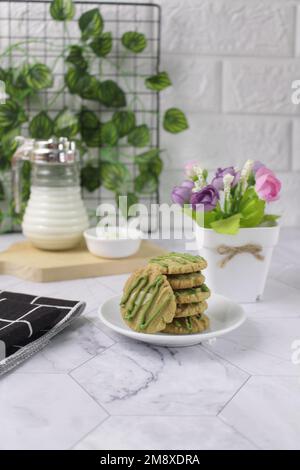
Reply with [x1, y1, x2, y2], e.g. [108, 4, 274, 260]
[0, 228, 299, 450]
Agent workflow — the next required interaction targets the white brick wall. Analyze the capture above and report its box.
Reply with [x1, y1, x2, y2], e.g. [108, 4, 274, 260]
[156, 0, 300, 226]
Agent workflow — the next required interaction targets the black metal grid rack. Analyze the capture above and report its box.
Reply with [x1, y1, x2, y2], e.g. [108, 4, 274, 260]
[0, 0, 161, 228]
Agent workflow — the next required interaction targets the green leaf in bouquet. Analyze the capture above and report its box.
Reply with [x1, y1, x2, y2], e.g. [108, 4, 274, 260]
[134, 172, 158, 194]
[239, 187, 265, 228]
[90, 32, 113, 57]
[116, 192, 139, 219]
[97, 80, 126, 108]
[81, 163, 101, 192]
[163, 108, 188, 133]
[66, 45, 88, 70]
[0, 100, 27, 129]
[24, 64, 53, 91]
[127, 124, 150, 148]
[29, 111, 53, 139]
[121, 32, 147, 53]
[54, 109, 79, 138]
[50, 0, 75, 21]
[134, 148, 163, 176]
[112, 110, 136, 137]
[101, 162, 131, 192]
[100, 121, 118, 146]
[211, 213, 241, 235]
[145, 71, 172, 92]
[259, 214, 280, 227]
[79, 8, 103, 41]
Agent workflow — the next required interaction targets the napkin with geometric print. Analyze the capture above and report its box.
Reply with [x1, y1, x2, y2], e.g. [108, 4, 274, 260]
[0, 290, 85, 375]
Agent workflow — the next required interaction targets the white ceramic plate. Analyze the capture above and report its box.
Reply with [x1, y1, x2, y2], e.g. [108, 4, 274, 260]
[99, 293, 246, 347]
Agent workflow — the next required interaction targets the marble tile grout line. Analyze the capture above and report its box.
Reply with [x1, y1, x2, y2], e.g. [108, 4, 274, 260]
[69, 415, 111, 451]
[216, 375, 252, 417]
[69, 341, 117, 376]
[199, 343, 251, 377]
[69, 373, 111, 418]
[216, 415, 261, 450]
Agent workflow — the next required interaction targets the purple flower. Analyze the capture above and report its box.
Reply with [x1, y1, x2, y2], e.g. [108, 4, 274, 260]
[190, 184, 219, 212]
[211, 167, 240, 191]
[171, 180, 194, 206]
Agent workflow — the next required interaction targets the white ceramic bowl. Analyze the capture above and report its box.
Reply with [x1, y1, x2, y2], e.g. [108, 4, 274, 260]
[84, 227, 143, 259]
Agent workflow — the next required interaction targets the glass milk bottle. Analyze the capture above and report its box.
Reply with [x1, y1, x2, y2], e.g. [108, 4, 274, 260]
[12, 138, 89, 250]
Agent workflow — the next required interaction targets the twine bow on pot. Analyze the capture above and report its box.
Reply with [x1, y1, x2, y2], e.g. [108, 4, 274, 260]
[217, 244, 265, 268]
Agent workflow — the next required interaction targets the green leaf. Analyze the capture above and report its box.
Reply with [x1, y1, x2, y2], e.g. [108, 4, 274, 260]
[90, 32, 113, 57]
[97, 80, 126, 108]
[24, 64, 53, 91]
[66, 45, 88, 70]
[79, 109, 101, 147]
[145, 71, 172, 91]
[65, 69, 99, 100]
[0, 180, 5, 201]
[100, 147, 118, 163]
[259, 214, 280, 227]
[101, 162, 131, 193]
[0, 100, 27, 129]
[50, 0, 75, 21]
[1, 127, 20, 156]
[100, 121, 118, 146]
[128, 125, 150, 148]
[121, 31, 147, 53]
[239, 187, 265, 228]
[163, 108, 189, 133]
[81, 163, 101, 192]
[29, 111, 53, 139]
[112, 110, 136, 137]
[79, 8, 103, 41]
[134, 148, 163, 176]
[134, 172, 158, 194]
[116, 192, 139, 219]
[211, 213, 241, 235]
[54, 109, 79, 138]
[79, 107, 100, 130]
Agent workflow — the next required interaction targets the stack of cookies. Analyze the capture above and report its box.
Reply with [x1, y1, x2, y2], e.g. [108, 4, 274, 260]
[120, 252, 210, 335]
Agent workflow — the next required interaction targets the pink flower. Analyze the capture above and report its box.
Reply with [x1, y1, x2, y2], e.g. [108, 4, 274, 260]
[184, 160, 199, 179]
[255, 167, 281, 202]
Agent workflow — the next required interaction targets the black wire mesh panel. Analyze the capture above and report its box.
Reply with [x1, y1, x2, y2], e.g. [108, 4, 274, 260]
[0, 0, 161, 229]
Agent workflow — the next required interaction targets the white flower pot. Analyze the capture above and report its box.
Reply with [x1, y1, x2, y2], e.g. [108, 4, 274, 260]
[194, 225, 280, 303]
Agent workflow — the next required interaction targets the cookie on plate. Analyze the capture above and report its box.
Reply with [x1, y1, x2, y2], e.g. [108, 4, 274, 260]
[175, 301, 208, 318]
[163, 314, 210, 335]
[168, 272, 205, 290]
[120, 266, 176, 334]
[149, 252, 207, 275]
[174, 285, 211, 304]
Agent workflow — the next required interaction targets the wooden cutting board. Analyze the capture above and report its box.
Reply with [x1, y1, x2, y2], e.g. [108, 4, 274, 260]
[0, 240, 166, 283]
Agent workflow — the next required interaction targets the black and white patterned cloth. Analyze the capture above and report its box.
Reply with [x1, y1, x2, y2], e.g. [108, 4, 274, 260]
[0, 290, 86, 375]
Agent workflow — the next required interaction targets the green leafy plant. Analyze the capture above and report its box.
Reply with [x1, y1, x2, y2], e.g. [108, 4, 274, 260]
[0, 0, 189, 229]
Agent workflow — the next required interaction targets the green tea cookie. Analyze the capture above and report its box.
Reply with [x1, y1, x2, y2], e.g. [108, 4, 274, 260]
[168, 272, 205, 290]
[149, 252, 207, 275]
[175, 301, 208, 318]
[120, 266, 176, 334]
[174, 284, 211, 304]
[163, 314, 210, 335]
